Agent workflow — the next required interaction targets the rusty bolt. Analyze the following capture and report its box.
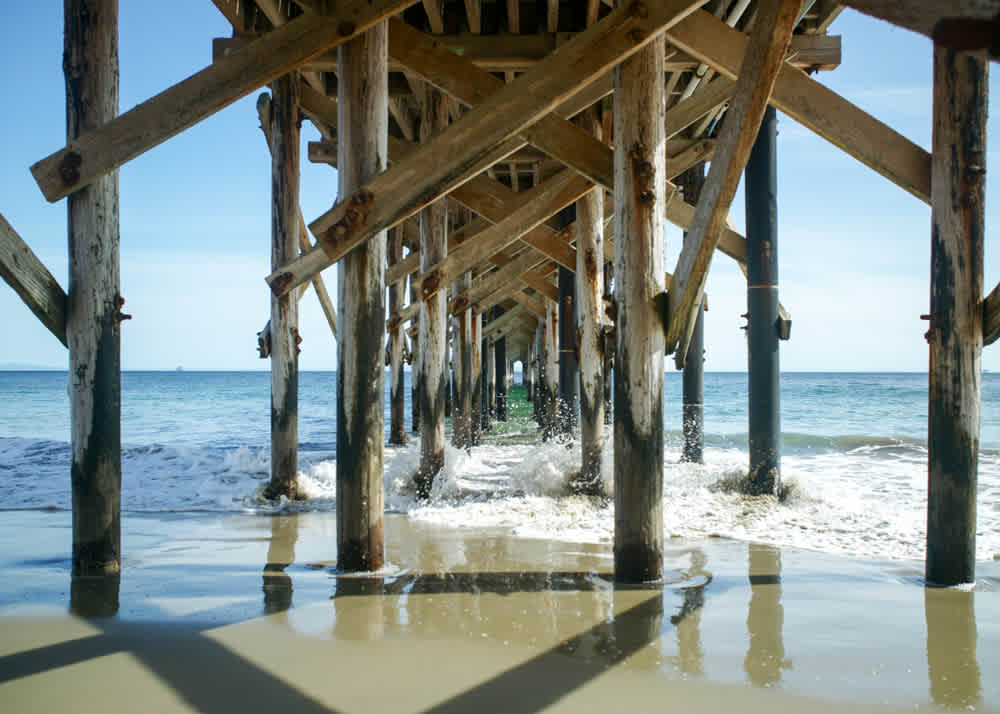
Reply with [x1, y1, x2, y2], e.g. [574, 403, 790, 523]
[270, 272, 295, 296]
[112, 294, 132, 327]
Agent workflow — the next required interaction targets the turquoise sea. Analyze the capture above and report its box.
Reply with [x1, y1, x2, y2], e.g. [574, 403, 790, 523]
[1, 370, 998, 562]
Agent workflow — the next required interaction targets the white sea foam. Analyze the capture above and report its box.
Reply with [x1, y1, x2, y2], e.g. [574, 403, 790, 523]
[2, 429, 999, 563]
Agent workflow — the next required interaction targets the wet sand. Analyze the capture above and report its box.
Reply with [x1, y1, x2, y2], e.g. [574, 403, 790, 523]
[0, 510, 997, 713]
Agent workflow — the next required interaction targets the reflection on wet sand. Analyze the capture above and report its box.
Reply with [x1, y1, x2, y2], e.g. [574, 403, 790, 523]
[745, 543, 787, 686]
[669, 549, 709, 676]
[69, 574, 120, 618]
[925, 586, 981, 709]
[262, 514, 299, 615]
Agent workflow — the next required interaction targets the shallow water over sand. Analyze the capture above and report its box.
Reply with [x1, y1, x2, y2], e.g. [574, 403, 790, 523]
[0, 511, 997, 713]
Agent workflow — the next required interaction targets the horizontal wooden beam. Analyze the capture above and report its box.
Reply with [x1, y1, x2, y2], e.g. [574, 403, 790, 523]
[0, 214, 68, 346]
[31, 0, 417, 203]
[984, 281, 1000, 346]
[269, 0, 706, 297]
[665, 8, 932, 203]
[510, 290, 547, 318]
[840, 1, 1000, 44]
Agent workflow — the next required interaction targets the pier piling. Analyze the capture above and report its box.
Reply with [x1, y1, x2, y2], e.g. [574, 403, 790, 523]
[388, 227, 407, 445]
[745, 105, 781, 495]
[67, 0, 121, 576]
[336, 23, 387, 572]
[495, 309, 508, 421]
[417, 86, 449, 498]
[678, 163, 707, 465]
[613, 37, 666, 582]
[926, 43, 987, 587]
[264, 73, 300, 501]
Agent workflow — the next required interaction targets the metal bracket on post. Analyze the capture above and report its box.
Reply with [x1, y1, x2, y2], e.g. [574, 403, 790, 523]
[777, 316, 792, 340]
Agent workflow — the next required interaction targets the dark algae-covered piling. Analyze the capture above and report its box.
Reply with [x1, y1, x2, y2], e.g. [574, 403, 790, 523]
[336, 24, 387, 572]
[66, 0, 121, 576]
[926, 44, 986, 587]
[678, 163, 706, 465]
[613, 37, 665, 583]
[264, 73, 300, 501]
[388, 227, 408, 446]
[745, 105, 781, 495]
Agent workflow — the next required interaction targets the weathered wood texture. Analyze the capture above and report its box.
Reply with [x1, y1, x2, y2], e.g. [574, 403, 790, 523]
[453, 273, 474, 449]
[417, 86, 449, 498]
[666, 0, 799, 366]
[409, 272, 421, 433]
[575, 107, 605, 493]
[471, 311, 483, 444]
[557, 261, 578, 436]
[984, 281, 1000, 346]
[665, 9, 932, 203]
[388, 228, 408, 445]
[543, 299, 560, 439]
[66, 0, 121, 576]
[926, 45, 987, 587]
[33, 0, 415, 203]
[495, 309, 508, 420]
[336, 23, 387, 573]
[264, 74, 300, 501]
[0, 214, 68, 346]
[613, 37, 666, 584]
[269, 0, 705, 297]
[841, 1, 1000, 41]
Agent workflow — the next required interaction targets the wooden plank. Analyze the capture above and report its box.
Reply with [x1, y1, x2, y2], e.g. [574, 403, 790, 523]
[665, 8, 932, 203]
[66, 0, 121, 577]
[665, 0, 800, 363]
[984, 281, 1000, 346]
[665, 34, 842, 72]
[422, 0, 445, 33]
[483, 304, 527, 339]
[387, 18, 615, 190]
[665, 75, 732, 139]
[0, 214, 67, 346]
[464, 0, 482, 34]
[336, 22, 388, 573]
[840, 1, 999, 41]
[522, 269, 559, 302]
[418, 170, 591, 301]
[510, 289, 546, 318]
[926, 44, 987, 587]
[667, 138, 715, 178]
[270, 1, 706, 297]
[32, 0, 417, 203]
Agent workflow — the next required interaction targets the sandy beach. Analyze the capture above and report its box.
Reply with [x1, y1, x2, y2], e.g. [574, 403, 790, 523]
[0, 510, 996, 713]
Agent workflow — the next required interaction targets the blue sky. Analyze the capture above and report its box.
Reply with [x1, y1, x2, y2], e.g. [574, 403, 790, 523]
[0, 3, 998, 371]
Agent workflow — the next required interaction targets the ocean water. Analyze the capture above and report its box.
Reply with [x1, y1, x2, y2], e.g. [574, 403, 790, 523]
[1, 370, 998, 563]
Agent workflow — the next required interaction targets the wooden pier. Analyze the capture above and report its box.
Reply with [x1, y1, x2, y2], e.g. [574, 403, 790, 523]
[0, 0, 995, 585]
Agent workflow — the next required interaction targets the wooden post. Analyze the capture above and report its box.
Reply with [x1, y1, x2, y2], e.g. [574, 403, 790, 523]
[926, 43, 987, 587]
[746, 106, 780, 495]
[495, 307, 508, 421]
[576, 106, 605, 492]
[388, 227, 407, 445]
[614, 36, 665, 583]
[558, 260, 578, 436]
[264, 73, 301, 500]
[482, 334, 493, 431]
[416, 86, 449, 498]
[679, 162, 706, 465]
[409, 273, 421, 434]
[525, 340, 534, 402]
[336, 22, 387, 572]
[533, 324, 543, 423]
[487, 337, 496, 417]
[67, 0, 121, 577]
[453, 273, 474, 449]
[471, 311, 483, 445]
[603, 261, 614, 426]
[543, 299, 559, 440]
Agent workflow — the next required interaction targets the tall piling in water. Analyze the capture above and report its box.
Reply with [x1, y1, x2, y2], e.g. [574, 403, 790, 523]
[558, 263, 578, 435]
[926, 43, 987, 587]
[745, 105, 781, 496]
[388, 227, 407, 445]
[264, 74, 300, 499]
[576, 106, 605, 491]
[409, 273, 421, 434]
[336, 23, 387, 571]
[495, 307, 508, 421]
[678, 163, 706, 464]
[416, 86, 449, 498]
[66, 0, 121, 576]
[613, 37, 665, 582]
